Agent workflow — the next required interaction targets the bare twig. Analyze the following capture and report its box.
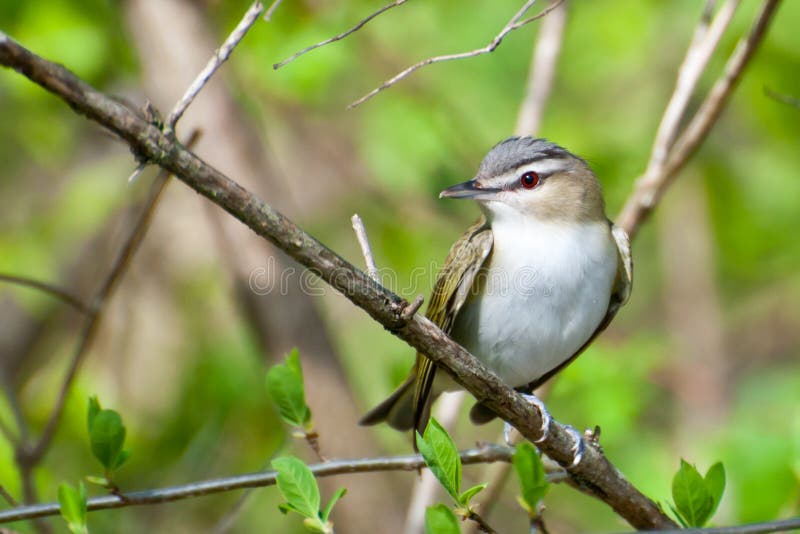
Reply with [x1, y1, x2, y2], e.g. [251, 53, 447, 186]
[0, 274, 89, 314]
[166, 2, 264, 128]
[515, 0, 567, 136]
[467, 510, 497, 534]
[0, 36, 678, 529]
[531, 513, 550, 534]
[350, 214, 379, 282]
[0, 486, 18, 508]
[617, 0, 780, 238]
[263, 0, 283, 22]
[643, 0, 740, 189]
[274, 0, 409, 69]
[18, 131, 201, 468]
[301, 430, 327, 462]
[651, 517, 800, 534]
[127, 162, 146, 184]
[400, 295, 424, 321]
[0, 445, 514, 523]
[764, 86, 800, 108]
[0, 416, 15, 444]
[348, 0, 565, 109]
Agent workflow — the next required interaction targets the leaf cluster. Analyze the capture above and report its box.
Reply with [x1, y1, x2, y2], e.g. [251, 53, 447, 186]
[670, 460, 726, 528]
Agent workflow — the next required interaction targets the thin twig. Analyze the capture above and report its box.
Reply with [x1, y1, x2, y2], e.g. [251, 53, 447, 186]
[0, 486, 18, 508]
[263, 0, 283, 22]
[274, 0, 409, 69]
[348, 0, 565, 109]
[0, 416, 15, 444]
[19, 131, 201, 468]
[531, 513, 550, 534]
[166, 2, 264, 128]
[515, 0, 567, 136]
[350, 214, 379, 282]
[467, 510, 497, 534]
[764, 86, 800, 108]
[617, 0, 780, 238]
[127, 162, 146, 184]
[0, 445, 515, 523]
[0, 274, 90, 314]
[644, 0, 740, 188]
[400, 295, 424, 321]
[301, 430, 327, 462]
[650, 517, 800, 534]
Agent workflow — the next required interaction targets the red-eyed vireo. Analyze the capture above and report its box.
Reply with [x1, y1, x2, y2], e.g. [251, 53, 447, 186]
[360, 137, 632, 456]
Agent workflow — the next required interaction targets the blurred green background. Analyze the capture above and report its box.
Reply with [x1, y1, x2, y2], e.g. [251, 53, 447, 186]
[1, 0, 799, 532]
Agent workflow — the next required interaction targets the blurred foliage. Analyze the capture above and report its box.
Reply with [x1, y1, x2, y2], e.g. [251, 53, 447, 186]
[1, 0, 799, 532]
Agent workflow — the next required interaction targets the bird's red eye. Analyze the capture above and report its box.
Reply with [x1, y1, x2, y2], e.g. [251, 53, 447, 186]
[520, 171, 540, 189]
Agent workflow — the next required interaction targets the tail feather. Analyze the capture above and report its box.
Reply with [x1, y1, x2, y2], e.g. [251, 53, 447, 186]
[358, 375, 416, 431]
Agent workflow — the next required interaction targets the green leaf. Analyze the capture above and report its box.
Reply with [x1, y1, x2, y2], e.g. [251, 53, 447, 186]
[113, 449, 130, 470]
[266, 350, 311, 427]
[286, 348, 303, 381]
[272, 456, 320, 520]
[513, 442, 549, 516]
[88, 409, 126, 471]
[87, 396, 101, 433]
[704, 462, 726, 517]
[57, 482, 87, 534]
[459, 483, 486, 506]
[425, 504, 461, 534]
[668, 502, 689, 528]
[416, 418, 461, 502]
[321, 487, 347, 522]
[672, 459, 713, 527]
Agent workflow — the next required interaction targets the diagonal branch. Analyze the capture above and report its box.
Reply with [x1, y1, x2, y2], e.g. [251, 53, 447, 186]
[273, 0, 409, 69]
[0, 33, 675, 529]
[166, 1, 264, 128]
[348, 0, 565, 109]
[17, 130, 200, 468]
[0, 274, 90, 314]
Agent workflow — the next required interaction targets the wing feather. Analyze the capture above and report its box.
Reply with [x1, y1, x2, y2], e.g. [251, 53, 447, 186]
[413, 216, 493, 434]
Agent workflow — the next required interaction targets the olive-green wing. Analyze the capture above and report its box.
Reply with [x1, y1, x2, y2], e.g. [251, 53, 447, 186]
[413, 216, 493, 434]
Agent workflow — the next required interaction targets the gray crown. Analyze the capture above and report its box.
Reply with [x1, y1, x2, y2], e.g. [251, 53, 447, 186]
[478, 137, 581, 178]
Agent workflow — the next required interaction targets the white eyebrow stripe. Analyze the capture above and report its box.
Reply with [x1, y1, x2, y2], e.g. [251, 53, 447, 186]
[517, 159, 568, 175]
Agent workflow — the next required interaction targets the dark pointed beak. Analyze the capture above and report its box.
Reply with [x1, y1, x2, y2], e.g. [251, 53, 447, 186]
[439, 179, 500, 200]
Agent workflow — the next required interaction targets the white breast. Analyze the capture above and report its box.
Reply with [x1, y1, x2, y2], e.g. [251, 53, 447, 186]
[450, 214, 618, 388]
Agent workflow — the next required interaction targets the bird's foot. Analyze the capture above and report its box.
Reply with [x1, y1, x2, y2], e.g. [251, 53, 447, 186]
[564, 424, 585, 468]
[503, 392, 552, 446]
[502, 392, 585, 468]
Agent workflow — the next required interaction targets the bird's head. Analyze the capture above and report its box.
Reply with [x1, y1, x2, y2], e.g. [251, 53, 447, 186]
[440, 137, 606, 224]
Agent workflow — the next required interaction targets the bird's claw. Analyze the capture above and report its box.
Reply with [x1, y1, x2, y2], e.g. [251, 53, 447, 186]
[504, 393, 552, 446]
[565, 424, 585, 468]
[520, 392, 551, 443]
[505, 393, 584, 468]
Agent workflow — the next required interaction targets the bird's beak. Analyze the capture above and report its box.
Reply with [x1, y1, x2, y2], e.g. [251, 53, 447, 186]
[439, 179, 500, 200]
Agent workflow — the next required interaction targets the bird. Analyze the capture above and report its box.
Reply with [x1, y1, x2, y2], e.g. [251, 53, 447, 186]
[359, 137, 632, 457]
